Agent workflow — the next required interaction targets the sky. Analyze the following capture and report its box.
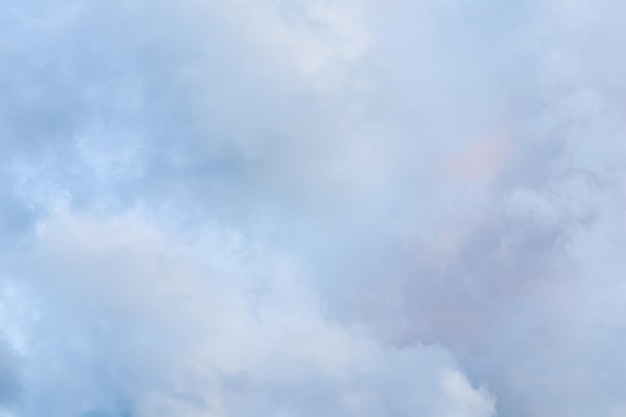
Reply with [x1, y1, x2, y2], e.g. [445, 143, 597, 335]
[1, 0, 626, 416]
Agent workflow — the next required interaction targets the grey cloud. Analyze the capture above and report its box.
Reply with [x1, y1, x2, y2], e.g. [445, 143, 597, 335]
[0, 340, 21, 407]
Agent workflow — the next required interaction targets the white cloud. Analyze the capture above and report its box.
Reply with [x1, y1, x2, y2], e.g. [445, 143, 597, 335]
[3, 0, 626, 415]
[1, 211, 494, 417]
[213, 0, 371, 89]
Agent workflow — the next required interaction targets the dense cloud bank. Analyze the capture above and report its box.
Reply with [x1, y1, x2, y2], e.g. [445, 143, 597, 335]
[1, 0, 626, 416]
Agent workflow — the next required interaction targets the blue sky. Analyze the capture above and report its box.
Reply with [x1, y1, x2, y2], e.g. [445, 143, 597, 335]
[1, 0, 626, 416]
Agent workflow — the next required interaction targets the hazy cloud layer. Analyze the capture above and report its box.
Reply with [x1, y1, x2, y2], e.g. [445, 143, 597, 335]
[1, 0, 626, 416]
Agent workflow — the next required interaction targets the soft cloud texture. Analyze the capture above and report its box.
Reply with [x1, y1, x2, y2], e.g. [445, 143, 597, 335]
[1, 211, 495, 417]
[1, 0, 626, 416]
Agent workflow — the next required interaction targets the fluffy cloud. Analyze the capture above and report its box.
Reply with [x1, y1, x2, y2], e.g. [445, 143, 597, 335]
[1, 212, 494, 417]
[2, 0, 626, 416]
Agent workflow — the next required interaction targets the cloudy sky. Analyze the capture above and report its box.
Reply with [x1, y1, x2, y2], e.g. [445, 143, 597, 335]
[1, 0, 626, 416]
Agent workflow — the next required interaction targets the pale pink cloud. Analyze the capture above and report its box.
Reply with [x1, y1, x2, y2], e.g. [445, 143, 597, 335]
[444, 137, 513, 181]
